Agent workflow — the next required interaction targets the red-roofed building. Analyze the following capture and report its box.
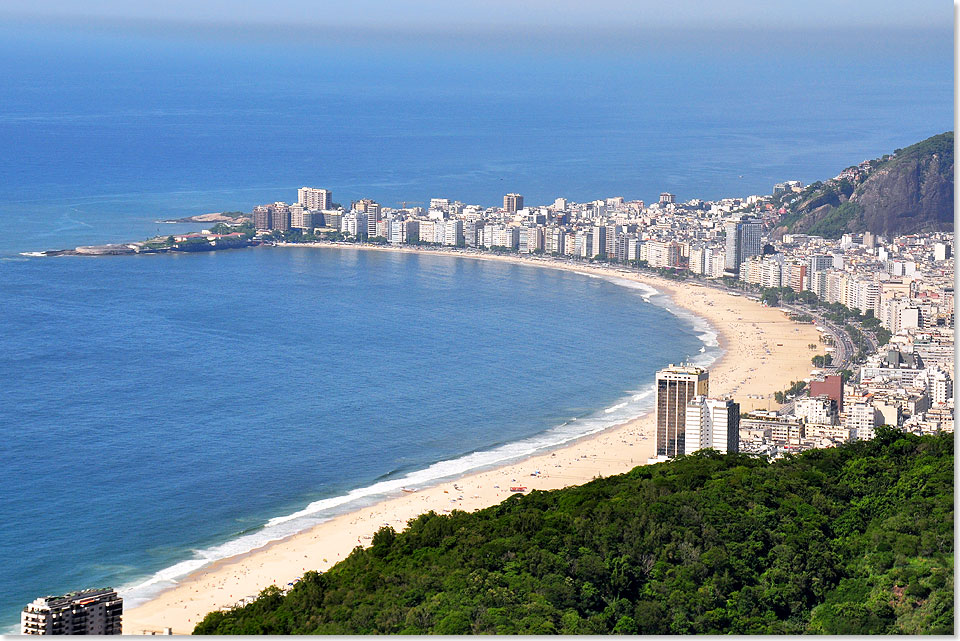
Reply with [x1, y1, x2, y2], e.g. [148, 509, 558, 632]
[809, 374, 843, 414]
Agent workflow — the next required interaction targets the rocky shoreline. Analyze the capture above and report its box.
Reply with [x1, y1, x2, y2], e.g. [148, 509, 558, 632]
[28, 239, 255, 257]
[155, 212, 250, 224]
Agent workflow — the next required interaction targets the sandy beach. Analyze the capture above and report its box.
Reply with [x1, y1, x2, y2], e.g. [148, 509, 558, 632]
[124, 246, 822, 634]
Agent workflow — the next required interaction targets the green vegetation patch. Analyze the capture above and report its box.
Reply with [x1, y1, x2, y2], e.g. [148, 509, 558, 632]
[881, 132, 954, 172]
[196, 430, 953, 635]
[806, 201, 863, 239]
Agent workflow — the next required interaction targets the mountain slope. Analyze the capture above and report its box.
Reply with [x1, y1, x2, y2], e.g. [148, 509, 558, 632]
[194, 430, 954, 635]
[778, 132, 953, 238]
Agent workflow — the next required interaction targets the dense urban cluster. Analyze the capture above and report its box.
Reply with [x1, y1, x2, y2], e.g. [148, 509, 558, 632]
[246, 180, 954, 460]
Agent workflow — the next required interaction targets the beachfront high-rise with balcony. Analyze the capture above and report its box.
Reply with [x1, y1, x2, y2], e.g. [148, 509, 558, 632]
[655, 364, 709, 457]
[297, 187, 332, 211]
[21, 588, 122, 635]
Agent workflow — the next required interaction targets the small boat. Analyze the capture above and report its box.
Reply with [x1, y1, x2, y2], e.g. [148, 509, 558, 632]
[510, 486, 527, 493]
[401, 488, 416, 493]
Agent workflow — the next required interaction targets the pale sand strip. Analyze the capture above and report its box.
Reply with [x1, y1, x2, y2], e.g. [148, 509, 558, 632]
[124, 246, 823, 634]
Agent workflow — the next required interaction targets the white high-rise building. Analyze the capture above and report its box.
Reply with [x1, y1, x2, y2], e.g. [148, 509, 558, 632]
[482, 225, 495, 248]
[341, 212, 368, 237]
[418, 220, 436, 244]
[297, 187, 332, 211]
[544, 228, 565, 255]
[724, 216, 763, 274]
[844, 403, 879, 441]
[795, 396, 838, 426]
[929, 368, 953, 405]
[689, 245, 707, 275]
[442, 219, 463, 246]
[684, 396, 740, 454]
[289, 203, 306, 229]
[389, 219, 405, 244]
[518, 226, 539, 253]
[589, 225, 606, 258]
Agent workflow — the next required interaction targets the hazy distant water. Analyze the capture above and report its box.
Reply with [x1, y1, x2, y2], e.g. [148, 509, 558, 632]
[0, 22, 952, 630]
[0, 25, 952, 256]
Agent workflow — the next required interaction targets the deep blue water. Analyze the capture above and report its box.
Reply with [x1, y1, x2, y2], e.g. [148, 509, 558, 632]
[0, 247, 707, 626]
[0, 21, 952, 630]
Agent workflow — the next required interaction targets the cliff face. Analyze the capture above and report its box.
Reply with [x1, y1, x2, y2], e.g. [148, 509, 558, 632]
[780, 132, 953, 238]
[851, 141, 953, 236]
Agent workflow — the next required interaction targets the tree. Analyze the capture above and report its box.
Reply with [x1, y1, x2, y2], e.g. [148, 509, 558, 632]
[194, 432, 954, 636]
[875, 328, 892, 346]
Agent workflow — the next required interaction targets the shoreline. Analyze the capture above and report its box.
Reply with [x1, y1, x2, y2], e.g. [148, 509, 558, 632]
[122, 243, 822, 634]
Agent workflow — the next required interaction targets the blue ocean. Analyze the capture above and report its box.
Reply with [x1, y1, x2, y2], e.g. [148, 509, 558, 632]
[0, 22, 952, 630]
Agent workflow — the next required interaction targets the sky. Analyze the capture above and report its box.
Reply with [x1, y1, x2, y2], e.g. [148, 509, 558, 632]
[0, 0, 951, 37]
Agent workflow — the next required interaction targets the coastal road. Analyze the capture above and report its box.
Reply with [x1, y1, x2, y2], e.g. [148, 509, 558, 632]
[779, 303, 855, 370]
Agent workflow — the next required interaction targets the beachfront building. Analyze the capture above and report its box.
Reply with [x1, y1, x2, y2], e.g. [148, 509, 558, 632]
[684, 396, 740, 454]
[21, 588, 122, 635]
[297, 187, 332, 211]
[655, 364, 709, 457]
[341, 212, 368, 238]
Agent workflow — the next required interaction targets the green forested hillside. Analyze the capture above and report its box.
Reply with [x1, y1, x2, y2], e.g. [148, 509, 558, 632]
[777, 132, 953, 238]
[195, 429, 953, 635]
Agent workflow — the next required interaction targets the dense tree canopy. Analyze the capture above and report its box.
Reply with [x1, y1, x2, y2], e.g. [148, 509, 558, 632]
[196, 430, 953, 635]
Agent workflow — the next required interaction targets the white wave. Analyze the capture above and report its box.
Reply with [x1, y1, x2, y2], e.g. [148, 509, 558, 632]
[637, 284, 723, 368]
[589, 272, 660, 300]
[118, 379, 659, 609]
[117, 265, 717, 610]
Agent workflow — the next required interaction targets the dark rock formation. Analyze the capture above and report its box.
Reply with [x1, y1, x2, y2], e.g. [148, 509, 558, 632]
[781, 132, 953, 238]
[851, 136, 953, 235]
